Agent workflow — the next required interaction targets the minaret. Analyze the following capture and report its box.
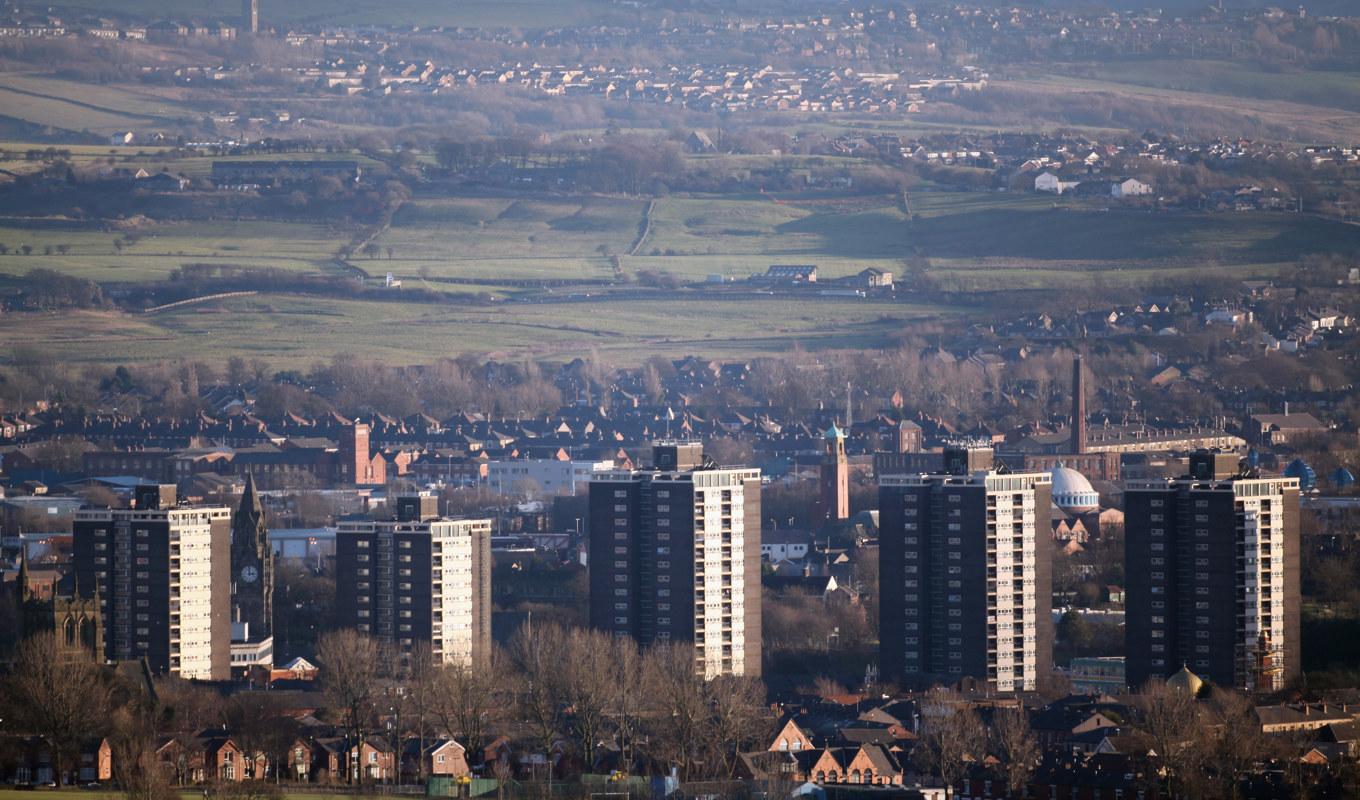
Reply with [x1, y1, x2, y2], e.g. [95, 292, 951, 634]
[1071, 354, 1087, 455]
[242, 0, 259, 34]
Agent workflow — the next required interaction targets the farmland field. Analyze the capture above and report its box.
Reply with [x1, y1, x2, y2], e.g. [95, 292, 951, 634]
[0, 220, 341, 282]
[3, 182, 1357, 367]
[1011, 72, 1360, 142]
[64, 0, 616, 27]
[5, 189, 1354, 291]
[0, 293, 954, 368]
[1048, 60, 1360, 115]
[373, 196, 644, 281]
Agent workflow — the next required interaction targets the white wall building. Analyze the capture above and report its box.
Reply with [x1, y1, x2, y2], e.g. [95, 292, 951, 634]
[488, 458, 614, 497]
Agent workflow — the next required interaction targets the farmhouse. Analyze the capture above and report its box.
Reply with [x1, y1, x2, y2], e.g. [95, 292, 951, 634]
[1035, 171, 1080, 194]
[850, 267, 893, 289]
[1111, 177, 1152, 198]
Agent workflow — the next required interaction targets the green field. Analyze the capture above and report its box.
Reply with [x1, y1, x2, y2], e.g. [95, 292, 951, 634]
[1051, 60, 1360, 114]
[1, 185, 1356, 366]
[4, 189, 1349, 289]
[65, 0, 616, 27]
[1013, 72, 1360, 142]
[373, 196, 643, 281]
[0, 221, 342, 282]
[6, 293, 951, 368]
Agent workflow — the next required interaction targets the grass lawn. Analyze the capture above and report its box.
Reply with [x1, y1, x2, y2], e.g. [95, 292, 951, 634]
[0, 293, 953, 368]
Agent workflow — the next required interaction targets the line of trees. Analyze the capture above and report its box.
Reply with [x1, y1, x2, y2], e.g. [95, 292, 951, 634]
[315, 623, 770, 784]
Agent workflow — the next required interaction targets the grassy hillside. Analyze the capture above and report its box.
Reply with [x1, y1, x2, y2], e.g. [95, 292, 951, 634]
[1050, 60, 1360, 115]
[61, 0, 616, 27]
[2, 293, 950, 367]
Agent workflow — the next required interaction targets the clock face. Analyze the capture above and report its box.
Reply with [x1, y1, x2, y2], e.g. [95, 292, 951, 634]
[241, 565, 259, 584]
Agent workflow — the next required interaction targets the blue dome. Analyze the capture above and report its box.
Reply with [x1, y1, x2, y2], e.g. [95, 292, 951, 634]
[1285, 458, 1317, 490]
[1332, 467, 1355, 489]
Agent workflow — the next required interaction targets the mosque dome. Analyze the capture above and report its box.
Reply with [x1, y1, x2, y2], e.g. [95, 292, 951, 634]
[1051, 466, 1100, 513]
[1167, 665, 1204, 696]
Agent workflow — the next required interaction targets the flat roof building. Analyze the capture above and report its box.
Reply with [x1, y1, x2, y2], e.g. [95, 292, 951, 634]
[336, 496, 491, 668]
[589, 442, 761, 678]
[879, 448, 1053, 691]
[1125, 452, 1300, 691]
[73, 484, 233, 680]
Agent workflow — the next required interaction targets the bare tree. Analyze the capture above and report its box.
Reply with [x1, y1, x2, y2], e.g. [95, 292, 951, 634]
[1207, 689, 1273, 800]
[507, 622, 568, 784]
[224, 692, 294, 781]
[317, 629, 384, 784]
[706, 675, 768, 779]
[560, 627, 617, 771]
[108, 668, 170, 800]
[991, 706, 1039, 796]
[401, 642, 440, 783]
[646, 643, 710, 780]
[430, 659, 500, 764]
[1137, 679, 1203, 797]
[4, 632, 112, 786]
[912, 688, 986, 797]
[610, 635, 649, 772]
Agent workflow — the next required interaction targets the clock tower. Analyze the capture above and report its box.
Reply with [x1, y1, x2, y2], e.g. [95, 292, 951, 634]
[231, 473, 272, 643]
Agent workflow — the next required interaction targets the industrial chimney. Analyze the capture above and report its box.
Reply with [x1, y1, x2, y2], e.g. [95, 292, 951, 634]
[1071, 354, 1087, 454]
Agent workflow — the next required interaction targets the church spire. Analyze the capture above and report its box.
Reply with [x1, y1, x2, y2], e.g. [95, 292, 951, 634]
[238, 472, 264, 522]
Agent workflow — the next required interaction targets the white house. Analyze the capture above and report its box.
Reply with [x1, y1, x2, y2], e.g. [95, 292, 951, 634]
[1035, 171, 1080, 194]
[761, 528, 814, 562]
[1111, 178, 1152, 198]
[1205, 308, 1252, 327]
[487, 458, 614, 497]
